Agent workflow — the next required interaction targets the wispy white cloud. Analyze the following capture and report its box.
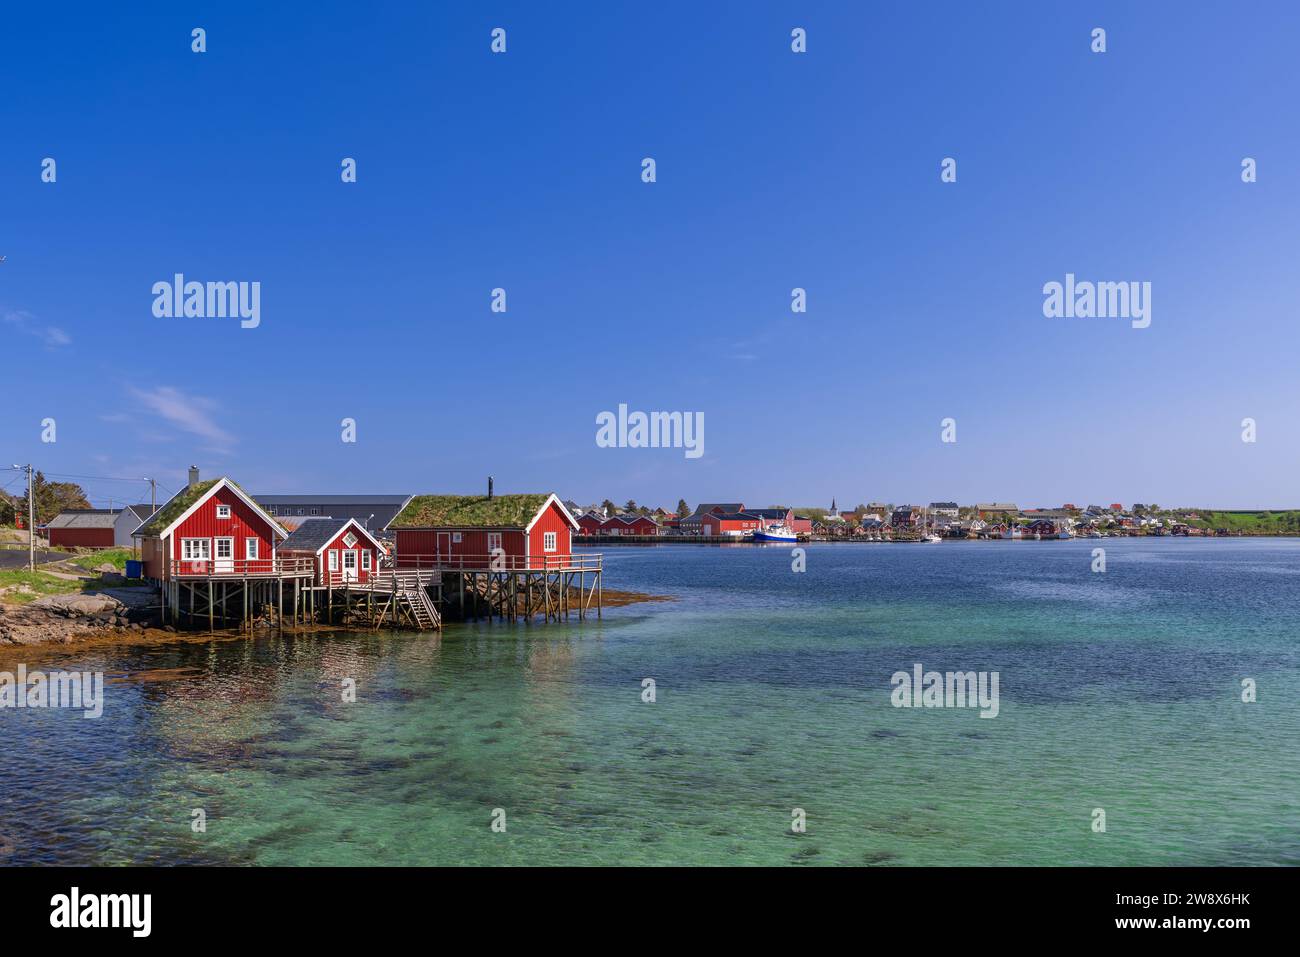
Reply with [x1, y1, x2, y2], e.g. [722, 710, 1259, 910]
[2, 310, 71, 349]
[129, 386, 236, 449]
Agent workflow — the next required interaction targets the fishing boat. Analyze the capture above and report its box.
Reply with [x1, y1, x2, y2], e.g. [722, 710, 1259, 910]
[753, 523, 797, 543]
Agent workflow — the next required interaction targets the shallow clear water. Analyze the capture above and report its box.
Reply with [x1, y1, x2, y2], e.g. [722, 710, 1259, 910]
[2, 539, 1298, 865]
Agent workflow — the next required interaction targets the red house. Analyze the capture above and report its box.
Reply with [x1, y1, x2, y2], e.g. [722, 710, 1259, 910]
[700, 511, 762, 536]
[577, 513, 606, 536]
[278, 517, 388, 586]
[133, 476, 290, 580]
[46, 509, 119, 549]
[389, 492, 580, 570]
[604, 514, 659, 536]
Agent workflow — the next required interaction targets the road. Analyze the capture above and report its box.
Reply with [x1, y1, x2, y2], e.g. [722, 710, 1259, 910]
[0, 548, 70, 570]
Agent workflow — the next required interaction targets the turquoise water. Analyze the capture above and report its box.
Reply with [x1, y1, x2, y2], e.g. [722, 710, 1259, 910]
[2, 539, 1298, 865]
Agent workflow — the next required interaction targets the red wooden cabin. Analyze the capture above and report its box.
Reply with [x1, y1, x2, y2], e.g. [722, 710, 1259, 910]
[604, 514, 659, 536]
[700, 512, 762, 536]
[389, 493, 580, 570]
[278, 517, 388, 586]
[47, 509, 118, 549]
[133, 476, 291, 580]
[577, 513, 606, 536]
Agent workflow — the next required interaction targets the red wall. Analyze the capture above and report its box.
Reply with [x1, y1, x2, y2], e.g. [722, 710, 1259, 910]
[169, 485, 280, 576]
[395, 500, 574, 569]
[702, 515, 760, 535]
[48, 527, 115, 549]
[527, 501, 573, 559]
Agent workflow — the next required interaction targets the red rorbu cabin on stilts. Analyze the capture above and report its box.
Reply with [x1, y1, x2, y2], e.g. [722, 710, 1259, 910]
[277, 517, 388, 586]
[387, 492, 580, 570]
[133, 475, 290, 581]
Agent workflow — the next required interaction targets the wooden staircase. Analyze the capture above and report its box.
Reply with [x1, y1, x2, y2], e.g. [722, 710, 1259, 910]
[400, 586, 441, 630]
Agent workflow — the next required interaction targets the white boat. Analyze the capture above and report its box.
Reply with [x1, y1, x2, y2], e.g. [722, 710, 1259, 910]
[753, 523, 797, 543]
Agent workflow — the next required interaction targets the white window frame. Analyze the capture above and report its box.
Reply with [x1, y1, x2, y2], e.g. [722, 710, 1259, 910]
[361, 550, 372, 571]
[452, 532, 463, 544]
[182, 538, 211, 561]
[343, 531, 358, 548]
[328, 550, 339, 571]
[543, 531, 557, 552]
[487, 532, 502, 552]
[245, 538, 259, 560]
[216, 504, 231, 519]
[214, 537, 234, 560]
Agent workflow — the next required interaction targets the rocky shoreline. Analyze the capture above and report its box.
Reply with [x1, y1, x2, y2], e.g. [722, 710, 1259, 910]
[0, 588, 167, 647]
[0, 586, 673, 647]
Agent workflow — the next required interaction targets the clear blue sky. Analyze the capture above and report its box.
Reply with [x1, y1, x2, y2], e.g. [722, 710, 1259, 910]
[3, 2, 1298, 510]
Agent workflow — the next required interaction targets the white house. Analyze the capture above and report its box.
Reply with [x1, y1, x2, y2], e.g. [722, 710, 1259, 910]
[115, 504, 159, 547]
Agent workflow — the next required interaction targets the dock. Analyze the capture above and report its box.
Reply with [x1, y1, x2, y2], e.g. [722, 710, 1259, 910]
[159, 553, 602, 633]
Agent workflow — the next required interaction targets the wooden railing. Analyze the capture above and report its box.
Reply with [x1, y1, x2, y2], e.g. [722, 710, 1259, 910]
[169, 556, 316, 578]
[393, 553, 602, 573]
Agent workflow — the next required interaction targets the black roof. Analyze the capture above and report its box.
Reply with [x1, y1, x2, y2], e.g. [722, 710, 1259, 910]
[279, 518, 355, 552]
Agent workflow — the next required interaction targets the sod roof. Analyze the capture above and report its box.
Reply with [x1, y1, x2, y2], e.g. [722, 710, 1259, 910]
[133, 477, 272, 537]
[388, 494, 553, 529]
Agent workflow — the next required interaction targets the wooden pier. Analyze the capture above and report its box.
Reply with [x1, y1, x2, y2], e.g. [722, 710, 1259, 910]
[159, 553, 602, 633]
[161, 557, 317, 632]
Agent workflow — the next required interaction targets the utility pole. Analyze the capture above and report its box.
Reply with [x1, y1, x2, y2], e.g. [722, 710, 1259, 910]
[150, 478, 156, 510]
[27, 465, 34, 571]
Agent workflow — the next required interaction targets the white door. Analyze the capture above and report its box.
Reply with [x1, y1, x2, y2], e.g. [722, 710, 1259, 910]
[341, 549, 358, 582]
[214, 537, 235, 574]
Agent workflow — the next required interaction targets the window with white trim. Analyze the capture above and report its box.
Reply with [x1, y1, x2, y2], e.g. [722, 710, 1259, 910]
[361, 550, 372, 570]
[543, 531, 557, 552]
[245, 538, 259, 560]
[452, 532, 462, 543]
[182, 538, 211, 561]
[328, 551, 339, 571]
[215, 538, 234, 559]
[343, 531, 358, 548]
[487, 532, 502, 551]
[216, 504, 231, 519]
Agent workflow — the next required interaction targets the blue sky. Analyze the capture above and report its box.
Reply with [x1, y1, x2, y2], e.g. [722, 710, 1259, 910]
[3, 2, 1298, 510]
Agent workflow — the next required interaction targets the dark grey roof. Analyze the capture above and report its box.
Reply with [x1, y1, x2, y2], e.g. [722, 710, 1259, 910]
[254, 494, 411, 505]
[279, 518, 355, 552]
[48, 509, 120, 529]
[686, 503, 744, 519]
[745, 508, 790, 519]
[125, 504, 159, 521]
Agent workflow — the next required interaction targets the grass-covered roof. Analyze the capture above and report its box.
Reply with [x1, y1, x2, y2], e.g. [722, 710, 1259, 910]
[133, 478, 266, 537]
[388, 494, 553, 529]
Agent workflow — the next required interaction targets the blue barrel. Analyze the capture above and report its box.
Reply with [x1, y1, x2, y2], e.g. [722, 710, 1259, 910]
[125, 560, 142, 579]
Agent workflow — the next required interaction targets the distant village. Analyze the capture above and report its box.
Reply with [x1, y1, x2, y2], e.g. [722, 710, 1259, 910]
[570, 500, 1262, 540]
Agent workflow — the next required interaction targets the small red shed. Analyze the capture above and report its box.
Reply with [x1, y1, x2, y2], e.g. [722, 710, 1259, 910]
[133, 476, 289, 580]
[46, 509, 119, 549]
[278, 517, 388, 586]
[389, 493, 579, 570]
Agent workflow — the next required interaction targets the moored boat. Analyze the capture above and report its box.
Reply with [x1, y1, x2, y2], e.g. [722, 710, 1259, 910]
[753, 523, 797, 543]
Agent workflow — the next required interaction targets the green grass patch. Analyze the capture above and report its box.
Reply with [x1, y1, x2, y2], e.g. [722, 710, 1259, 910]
[1190, 510, 1300, 534]
[0, 569, 81, 604]
[72, 547, 134, 572]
